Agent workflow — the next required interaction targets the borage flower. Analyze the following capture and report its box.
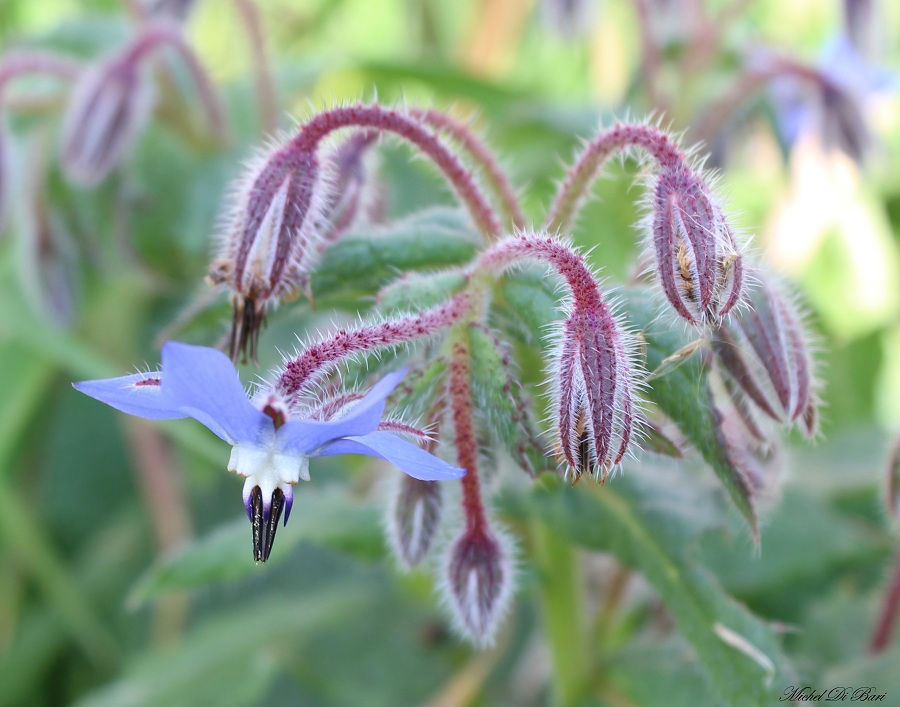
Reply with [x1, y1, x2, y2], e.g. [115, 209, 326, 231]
[73, 342, 464, 561]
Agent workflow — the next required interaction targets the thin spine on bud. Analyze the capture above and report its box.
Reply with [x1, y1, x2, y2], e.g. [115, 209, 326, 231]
[408, 108, 526, 229]
[545, 122, 686, 234]
[275, 292, 472, 399]
[478, 233, 638, 480]
[289, 104, 501, 239]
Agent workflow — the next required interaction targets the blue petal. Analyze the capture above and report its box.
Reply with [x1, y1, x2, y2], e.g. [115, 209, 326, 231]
[277, 368, 407, 455]
[161, 342, 268, 444]
[73, 372, 185, 420]
[316, 431, 466, 481]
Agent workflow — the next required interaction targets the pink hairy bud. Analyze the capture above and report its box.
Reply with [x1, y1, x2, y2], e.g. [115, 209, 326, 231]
[651, 167, 743, 327]
[60, 24, 223, 186]
[478, 234, 640, 482]
[711, 269, 819, 436]
[208, 138, 328, 362]
[555, 308, 637, 483]
[59, 50, 153, 186]
[442, 523, 514, 647]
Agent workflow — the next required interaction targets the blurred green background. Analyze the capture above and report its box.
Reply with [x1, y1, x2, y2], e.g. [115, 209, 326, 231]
[1, 0, 899, 704]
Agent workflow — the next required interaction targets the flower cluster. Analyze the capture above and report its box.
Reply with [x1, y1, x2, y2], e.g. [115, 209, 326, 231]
[59, 94, 818, 647]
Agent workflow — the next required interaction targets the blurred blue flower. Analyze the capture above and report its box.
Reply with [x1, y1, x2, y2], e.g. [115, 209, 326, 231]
[74, 341, 464, 560]
[770, 33, 897, 161]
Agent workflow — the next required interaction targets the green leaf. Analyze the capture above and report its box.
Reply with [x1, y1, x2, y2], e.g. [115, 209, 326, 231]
[528, 475, 790, 707]
[467, 324, 550, 476]
[128, 487, 383, 605]
[75, 588, 371, 707]
[494, 266, 561, 344]
[376, 270, 467, 312]
[312, 207, 481, 300]
[621, 287, 758, 539]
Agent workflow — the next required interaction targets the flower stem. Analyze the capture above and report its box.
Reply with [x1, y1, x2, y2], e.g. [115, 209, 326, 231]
[409, 108, 525, 230]
[291, 104, 502, 239]
[477, 233, 606, 313]
[544, 123, 686, 234]
[277, 292, 472, 397]
[232, 0, 277, 135]
[532, 519, 589, 706]
[449, 333, 487, 533]
[870, 544, 900, 653]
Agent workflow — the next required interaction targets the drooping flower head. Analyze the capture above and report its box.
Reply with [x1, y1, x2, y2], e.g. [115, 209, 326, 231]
[59, 41, 154, 186]
[650, 166, 744, 328]
[441, 519, 515, 647]
[74, 342, 464, 561]
[711, 268, 819, 436]
[207, 135, 332, 363]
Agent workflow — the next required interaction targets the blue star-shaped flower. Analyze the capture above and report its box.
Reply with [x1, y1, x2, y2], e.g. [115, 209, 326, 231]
[74, 341, 464, 561]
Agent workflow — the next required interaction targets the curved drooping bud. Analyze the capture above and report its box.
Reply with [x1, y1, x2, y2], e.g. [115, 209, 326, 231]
[650, 166, 744, 327]
[441, 521, 514, 647]
[388, 475, 443, 568]
[60, 23, 223, 186]
[208, 137, 331, 362]
[711, 269, 819, 436]
[59, 48, 153, 186]
[478, 234, 641, 483]
[555, 307, 638, 483]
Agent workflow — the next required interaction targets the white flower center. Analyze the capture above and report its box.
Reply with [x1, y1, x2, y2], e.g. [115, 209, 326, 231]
[227, 442, 310, 501]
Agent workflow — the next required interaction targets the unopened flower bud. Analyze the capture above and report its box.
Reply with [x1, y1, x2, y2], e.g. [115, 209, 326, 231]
[711, 269, 818, 435]
[442, 523, 514, 646]
[651, 167, 743, 327]
[208, 138, 330, 362]
[555, 308, 638, 483]
[59, 49, 153, 186]
[388, 475, 443, 567]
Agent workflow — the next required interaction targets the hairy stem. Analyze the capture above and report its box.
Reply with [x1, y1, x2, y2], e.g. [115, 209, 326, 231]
[449, 335, 487, 534]
[545, 123, 686, 234]
[0, 51, 81, 105]
[409, 108, 525, 229]
[290, 104, 501, 239]
[126, 23, 227, 142]
[276, 292, 471, 397]
[477, 233, 606, 313]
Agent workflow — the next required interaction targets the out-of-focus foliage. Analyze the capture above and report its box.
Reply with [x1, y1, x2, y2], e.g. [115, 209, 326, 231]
[1, 0, 899, 705]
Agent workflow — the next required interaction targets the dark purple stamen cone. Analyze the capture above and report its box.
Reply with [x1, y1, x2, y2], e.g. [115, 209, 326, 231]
[249, 486, 286, 562]
[651, 167, 743, 327]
